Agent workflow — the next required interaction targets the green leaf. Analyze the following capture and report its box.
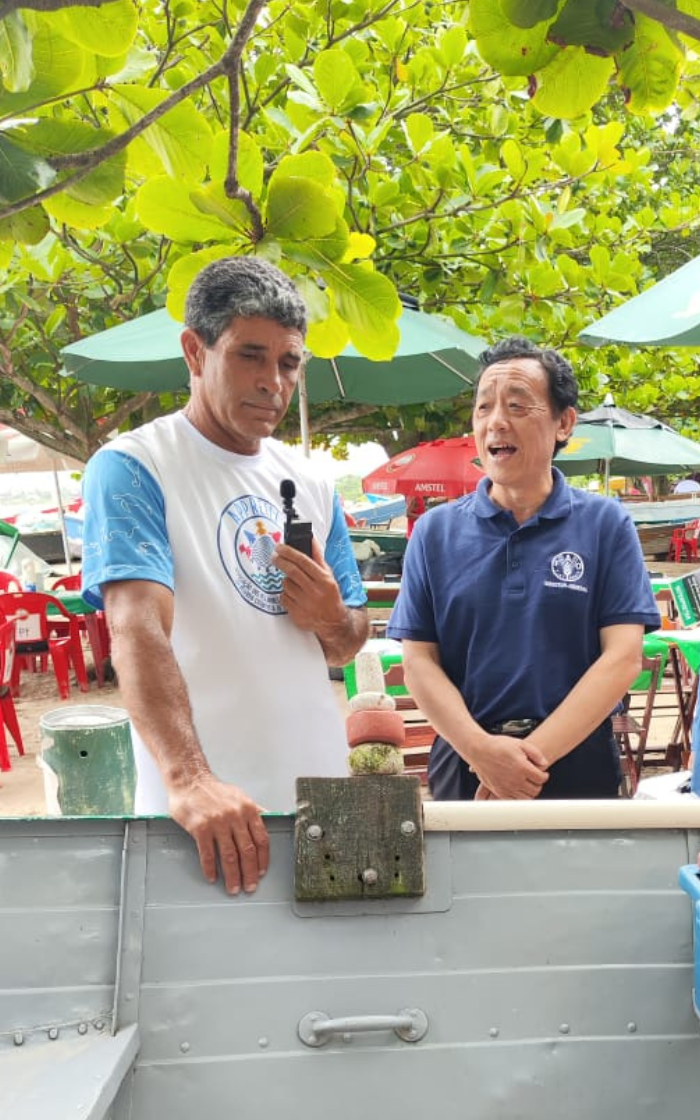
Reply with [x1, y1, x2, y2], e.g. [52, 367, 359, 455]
[548, 207, 586, 230]
[371, 179, 400, 206]
[266, 176, 338, 240]
[501, 138, 526, 180]
[499, 0, 560, 29]
[469, 0, 558, 76]
[547, 0, 634, 55]
[293, 276, 329, 323]
[438, 24, 467, 67]
[273, 151, 338, 189]
[190, 183, 253, 235]
[0, 18, 93, 113]
[283, 24, 306, 63]
[557, 254, 583, 287]
[313, 49, 358, 112]
[404, 113, 434, 153]
[325, 264, 401, 358]
[306, 306, 350, 357]
[44, 305, 67, 336]
[531, 47, 614, 118]
[16, 234, 71, 283]
[345, 231, 375, 261]
[0, 11, 35, 92]
[589, 243, 611, 283]
[285, 63, 320, 100]
[54, 0, 138, 58]
[0, 205, 48, 244]
[110, 84, 213, 182]
[616, 15, 682, 115]
[371, 16, 407, 52]
[136, 176, 239, 242]
[281, 215, 350, 267]
[43, 192, 114, 229]
[526, 260, 564, 296]
[0, 134, 55, 204]
[0, 240, 13, 270]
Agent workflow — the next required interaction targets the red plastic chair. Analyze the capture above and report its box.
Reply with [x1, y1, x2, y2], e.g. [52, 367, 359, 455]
[2, 591, 89, 700]
[0, 569, 22, 592]
[0, 616, 24, 771]
[668, 521, 700, 563]
[50, 573, 82, 591]
[50, 576, 110, 687]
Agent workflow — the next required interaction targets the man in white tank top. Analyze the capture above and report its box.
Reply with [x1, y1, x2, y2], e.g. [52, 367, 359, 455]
[81, 257, 369, 896]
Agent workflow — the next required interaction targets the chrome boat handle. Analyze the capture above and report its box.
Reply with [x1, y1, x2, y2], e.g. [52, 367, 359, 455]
[298, 1008, 428, 1047]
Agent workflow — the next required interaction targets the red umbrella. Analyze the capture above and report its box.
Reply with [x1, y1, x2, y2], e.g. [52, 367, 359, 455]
[362, 436, 485, 500]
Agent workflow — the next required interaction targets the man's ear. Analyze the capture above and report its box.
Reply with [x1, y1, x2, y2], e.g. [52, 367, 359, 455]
[557, 406, 577, 443]
[181, 328, 205, 377]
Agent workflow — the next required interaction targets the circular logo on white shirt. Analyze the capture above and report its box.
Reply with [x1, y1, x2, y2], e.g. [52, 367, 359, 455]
[551, 551, 585, 583]
[218, 494, 285, 614]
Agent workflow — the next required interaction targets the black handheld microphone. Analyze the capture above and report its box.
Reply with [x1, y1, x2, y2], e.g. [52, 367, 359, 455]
[280, 479, 313, 556]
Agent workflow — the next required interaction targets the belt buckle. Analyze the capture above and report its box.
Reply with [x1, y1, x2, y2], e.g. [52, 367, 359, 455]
[500, 718, 537, 736]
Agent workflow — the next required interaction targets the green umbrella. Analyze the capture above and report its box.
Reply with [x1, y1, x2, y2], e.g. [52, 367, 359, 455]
[61, 304, 487, 452]
[556, 398, 700, 493]
[579, 253, 700, 347]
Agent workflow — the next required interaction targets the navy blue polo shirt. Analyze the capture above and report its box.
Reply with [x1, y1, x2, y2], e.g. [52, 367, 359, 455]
[388, 469, 660, 730]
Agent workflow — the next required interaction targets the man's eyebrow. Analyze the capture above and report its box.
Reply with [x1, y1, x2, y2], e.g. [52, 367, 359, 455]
[476, 382, 535, 400]
[236, 341, 303, 360]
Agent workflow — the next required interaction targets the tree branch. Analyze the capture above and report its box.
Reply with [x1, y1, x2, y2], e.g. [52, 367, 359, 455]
[0, 0, 270, 223]
[623, 0, 700, 42]
[223, 0, 267, 239]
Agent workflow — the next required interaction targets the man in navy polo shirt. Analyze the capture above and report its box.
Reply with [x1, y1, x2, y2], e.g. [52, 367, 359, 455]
[387, 336, 660, 800]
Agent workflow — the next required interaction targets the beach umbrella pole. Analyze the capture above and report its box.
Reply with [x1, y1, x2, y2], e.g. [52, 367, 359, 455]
[298, 366, 310, 457]
[52, 464, 74, 573]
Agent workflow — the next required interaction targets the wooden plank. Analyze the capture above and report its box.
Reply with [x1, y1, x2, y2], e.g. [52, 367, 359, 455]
[294, 776, 425, 900]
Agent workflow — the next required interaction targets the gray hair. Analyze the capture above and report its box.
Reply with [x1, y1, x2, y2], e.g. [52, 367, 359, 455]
[184, 256, 308, 344]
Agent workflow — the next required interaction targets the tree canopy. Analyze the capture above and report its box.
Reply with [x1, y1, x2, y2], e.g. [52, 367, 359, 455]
[1, 0, 700, 462]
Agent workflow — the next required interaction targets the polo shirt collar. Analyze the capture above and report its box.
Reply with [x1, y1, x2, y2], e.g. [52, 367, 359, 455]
[473, 466, 573, 523]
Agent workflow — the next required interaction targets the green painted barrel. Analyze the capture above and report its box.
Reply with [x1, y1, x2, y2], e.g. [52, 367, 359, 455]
[39, 705, 135, 816]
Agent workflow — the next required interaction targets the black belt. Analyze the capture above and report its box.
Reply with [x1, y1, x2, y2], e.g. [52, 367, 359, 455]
[483, 719, 541, 738]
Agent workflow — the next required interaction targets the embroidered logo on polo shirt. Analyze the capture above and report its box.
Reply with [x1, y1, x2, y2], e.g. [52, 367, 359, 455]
[551, 551, 584, 583]
[218, 494, 286, 614]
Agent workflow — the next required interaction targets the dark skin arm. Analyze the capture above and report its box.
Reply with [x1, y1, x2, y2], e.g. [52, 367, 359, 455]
[103, 541, 366, 892]
[103, 579, 270, 896]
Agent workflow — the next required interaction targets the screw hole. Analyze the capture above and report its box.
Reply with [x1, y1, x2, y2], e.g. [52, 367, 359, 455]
[79, 750, 88, 758]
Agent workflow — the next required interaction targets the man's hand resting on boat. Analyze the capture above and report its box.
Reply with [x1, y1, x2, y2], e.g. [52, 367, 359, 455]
[168, 774, 269, 894]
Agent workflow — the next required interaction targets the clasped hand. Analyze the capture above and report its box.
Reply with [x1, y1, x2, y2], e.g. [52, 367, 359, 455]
[472, 734, 549, 801]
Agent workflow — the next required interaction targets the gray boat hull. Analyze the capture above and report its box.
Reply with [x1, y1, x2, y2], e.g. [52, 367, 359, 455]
[1, 813, 699, 1119]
